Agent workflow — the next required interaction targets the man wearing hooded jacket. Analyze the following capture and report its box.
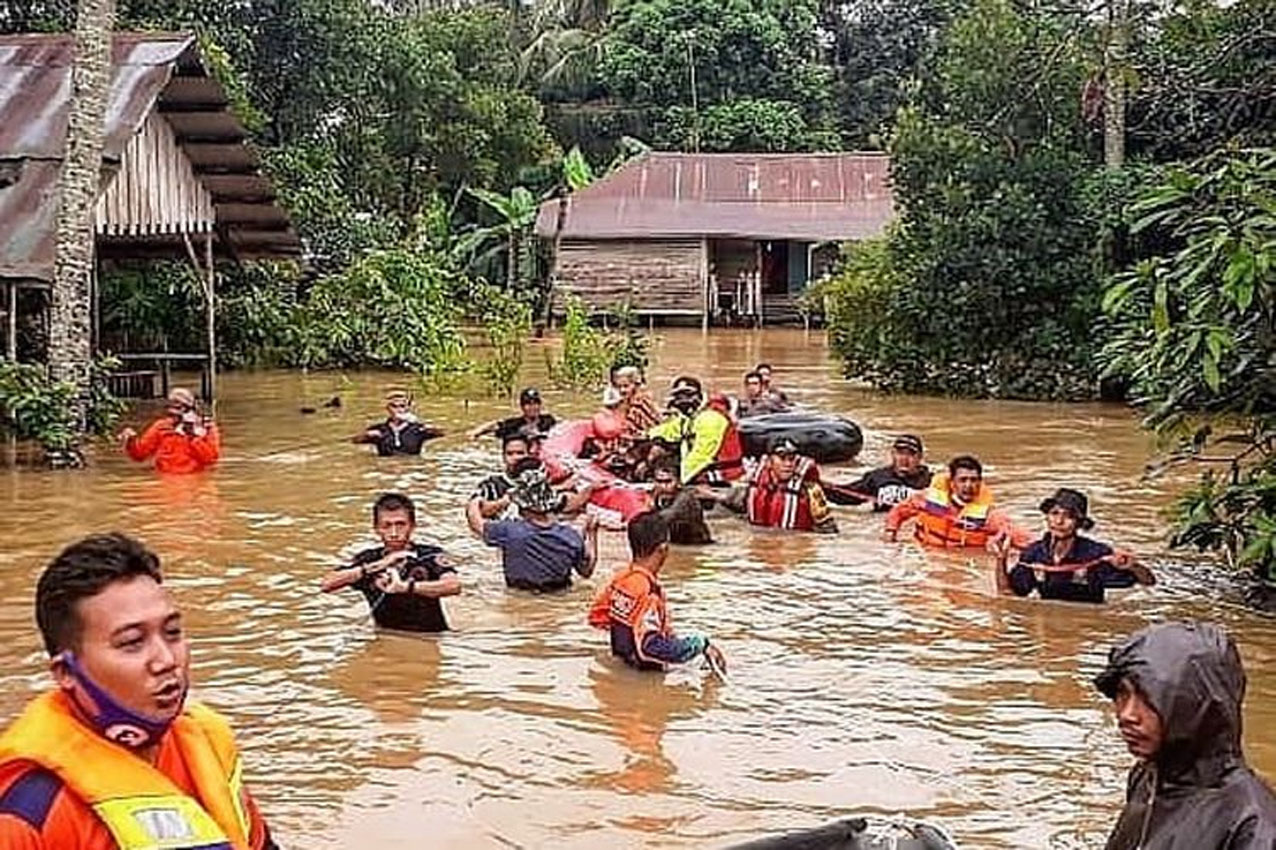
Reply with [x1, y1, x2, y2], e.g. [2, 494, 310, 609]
[1095, 620, 1276, 849]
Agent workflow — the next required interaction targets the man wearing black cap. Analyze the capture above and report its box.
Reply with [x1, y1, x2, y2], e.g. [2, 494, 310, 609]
[829, 434, 932, 511]
[1094, 621, 1276, 849]
[468, 387, 557, 442]
[647, 375, 744, 485]
[709, 438, 837, 533]
[996, 487, 1155, 603]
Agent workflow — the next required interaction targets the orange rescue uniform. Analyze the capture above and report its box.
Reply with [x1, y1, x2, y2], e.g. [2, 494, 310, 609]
[885, 472, 1031, 549]
[125, 419, 221, 474]
[0, 690, 275, 850]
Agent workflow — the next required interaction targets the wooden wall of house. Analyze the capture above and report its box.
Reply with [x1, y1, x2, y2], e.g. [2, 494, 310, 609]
[95, 111, 215, 238]
[556, 238, 706, 314]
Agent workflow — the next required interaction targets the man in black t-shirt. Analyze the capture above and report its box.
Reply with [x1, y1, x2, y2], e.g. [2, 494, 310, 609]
[468, 433, 530, 522]
[354, 391, 445, 456]
[828, 434, 932, 511]
[321, 492, 461, 632]
[468, 387, 556, 441]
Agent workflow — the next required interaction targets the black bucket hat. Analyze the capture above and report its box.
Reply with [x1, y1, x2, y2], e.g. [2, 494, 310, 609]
[1040, 487, 1094, 530]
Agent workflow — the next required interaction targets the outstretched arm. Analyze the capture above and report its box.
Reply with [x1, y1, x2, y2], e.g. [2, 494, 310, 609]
[124, 419, 169, 461]
[883, 494, 924, 541]
[467, 419, 499, 440]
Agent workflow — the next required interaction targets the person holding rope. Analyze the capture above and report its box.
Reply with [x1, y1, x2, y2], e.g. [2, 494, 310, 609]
[322, 492, 461, 632]
[993, 488, 1154, 603]
[829, 434, 932, 512]
[0, 533, 278, 848]
[884, 454, 1030, 549]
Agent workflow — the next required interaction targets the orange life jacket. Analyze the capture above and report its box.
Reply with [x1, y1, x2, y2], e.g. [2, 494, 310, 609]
[588, 565, 673, 667]
[914, 472, 997, 548]
[0, 690, 266, 850]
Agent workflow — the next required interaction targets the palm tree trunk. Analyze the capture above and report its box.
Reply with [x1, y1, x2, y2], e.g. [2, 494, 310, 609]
[50, 0, 117, 428]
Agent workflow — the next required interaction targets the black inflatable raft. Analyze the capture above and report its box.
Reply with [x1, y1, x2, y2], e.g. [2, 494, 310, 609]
[738, 412, 864, 464]
[726, 817, 957, 850]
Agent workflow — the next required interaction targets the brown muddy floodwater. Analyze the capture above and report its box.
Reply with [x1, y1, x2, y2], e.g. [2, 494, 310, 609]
[1, 328, 1274, 849]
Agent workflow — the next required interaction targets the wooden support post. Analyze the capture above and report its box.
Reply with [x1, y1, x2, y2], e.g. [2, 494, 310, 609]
[204, 232, 216, 402]
[6, 282, 16, 361]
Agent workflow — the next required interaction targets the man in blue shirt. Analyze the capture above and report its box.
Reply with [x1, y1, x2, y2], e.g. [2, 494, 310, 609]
[466, 459, 598, 591]
[996, 487, 1155, 603]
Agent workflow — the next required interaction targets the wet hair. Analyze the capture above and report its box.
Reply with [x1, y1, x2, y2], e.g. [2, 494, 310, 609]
[373, 492, 417, 524]
[652, 456, 680, 479]
[948, 455, 983, 478]
[628, 511, 670, 558]
[502, 433, 530, 451]
[744, 370, 762, 383]
[36, 533, 163, 657]
[755, 363, 773, 373]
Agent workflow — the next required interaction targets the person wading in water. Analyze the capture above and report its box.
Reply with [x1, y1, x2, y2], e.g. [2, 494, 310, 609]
[322, 492, 461, 633]
[589, 511, 727, 673]
[468, 387, 556, 442]
[995, 487, 1155, 603]
[353, 391, 444, 457]
[884, 455, 1030, 550]
[1095, 621, 1276, 849]
[467, 459, 599, 592]
[832, 434, 932, 512]
[120, 387, 221, 474]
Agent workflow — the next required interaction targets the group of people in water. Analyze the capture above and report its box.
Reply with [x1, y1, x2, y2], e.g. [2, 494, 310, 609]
[7, 367, 1267, 847]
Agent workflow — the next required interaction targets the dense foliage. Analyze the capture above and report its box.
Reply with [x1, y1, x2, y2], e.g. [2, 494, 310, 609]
[0, 357, 125, 462]
[823, 0, 1276, 401]
[1101, 149, 1276, 583]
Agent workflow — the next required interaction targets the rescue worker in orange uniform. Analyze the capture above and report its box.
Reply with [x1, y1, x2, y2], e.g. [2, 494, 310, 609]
[589, 511, 728, 673]
[884, 454, 1031, 550]
[120, 388, 221, 475]
[0, 533, 277, 849]
[708, 438, 838, 533]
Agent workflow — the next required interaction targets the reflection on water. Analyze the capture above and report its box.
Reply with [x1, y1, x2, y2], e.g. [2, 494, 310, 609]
[0, 328, 1273, 849]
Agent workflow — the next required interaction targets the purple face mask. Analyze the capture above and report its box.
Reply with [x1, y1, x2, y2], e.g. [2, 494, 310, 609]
[59, 651, 185, 750]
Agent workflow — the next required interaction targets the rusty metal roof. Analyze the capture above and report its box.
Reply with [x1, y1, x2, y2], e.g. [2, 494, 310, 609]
[0, 32, 301, 281]
[534, 152, 894, 242]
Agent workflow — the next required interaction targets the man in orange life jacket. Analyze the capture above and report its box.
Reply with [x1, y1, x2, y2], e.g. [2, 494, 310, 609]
[0, 533, 276, 849]
[120, 388, 221, 475]
[709, 438, 838, 533]
[589, 511, 728, 673]
[884, 454, 1031, 550]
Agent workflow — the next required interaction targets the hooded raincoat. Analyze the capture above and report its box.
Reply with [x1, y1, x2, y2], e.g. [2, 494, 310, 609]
[1095, 621, 1276, 850]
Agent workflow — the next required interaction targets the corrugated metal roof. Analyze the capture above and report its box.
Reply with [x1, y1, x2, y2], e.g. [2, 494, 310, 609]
[0, 32, 300, 281]
[534, 152, 894, 242]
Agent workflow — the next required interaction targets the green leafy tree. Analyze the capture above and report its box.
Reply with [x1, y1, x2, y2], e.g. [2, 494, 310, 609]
[827, 0, 1102, 400]
[598, 0, 838, 151]
[1100, 148, 1276, 582]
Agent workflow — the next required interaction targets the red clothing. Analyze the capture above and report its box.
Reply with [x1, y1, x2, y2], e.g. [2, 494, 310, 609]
[125, 419, 220, 474]
[745, 456, 834, 532]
